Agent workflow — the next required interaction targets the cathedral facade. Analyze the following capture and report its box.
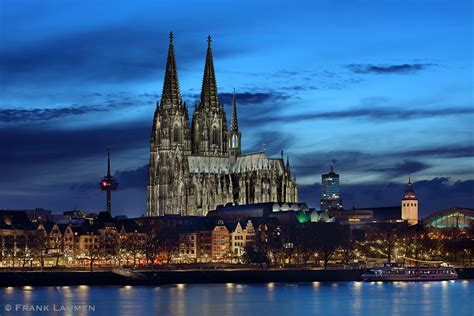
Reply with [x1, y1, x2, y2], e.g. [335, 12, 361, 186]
[147, 34, 298, 217]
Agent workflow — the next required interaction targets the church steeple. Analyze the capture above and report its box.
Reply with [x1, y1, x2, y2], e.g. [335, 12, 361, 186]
[231, 88, 239, 132]
[200, 35, 220, 108]
[229, 88, 241, 158]
[161, 32, 182, 107]
[402, 175, 418, 225]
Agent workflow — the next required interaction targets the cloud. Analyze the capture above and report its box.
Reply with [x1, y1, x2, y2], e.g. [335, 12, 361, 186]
[0, 105, 108, 123]
[242, 106, 474, 126]
[369, 160, 430, 176]
[115, 164, 149, 190]
[0, 121, 150, 166]
[347, 63, 435, 74]
[181, 91, 292, 106]
[291, 145, 473, 181]
[0, 25, 239, 89]
[298, 177, 474, 217]
[401, 146, 474, 159]
[71, 164, 149, 192]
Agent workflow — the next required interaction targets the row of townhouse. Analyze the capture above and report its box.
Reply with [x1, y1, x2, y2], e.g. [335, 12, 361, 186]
[179, 219, 256, 262]
[1, 210, 146, 267]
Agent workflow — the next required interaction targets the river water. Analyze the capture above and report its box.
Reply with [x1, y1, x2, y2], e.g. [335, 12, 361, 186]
[1, 281, 472, 315]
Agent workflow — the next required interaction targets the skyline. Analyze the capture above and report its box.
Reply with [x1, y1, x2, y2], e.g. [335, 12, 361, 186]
[1, 0, 473, 217]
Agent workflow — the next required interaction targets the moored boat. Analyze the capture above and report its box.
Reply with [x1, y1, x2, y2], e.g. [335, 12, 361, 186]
[362, 262, 457, 282]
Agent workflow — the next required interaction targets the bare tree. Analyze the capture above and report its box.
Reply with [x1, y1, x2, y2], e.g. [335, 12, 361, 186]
[295, 224, 316, 268]
[311, 223, 345, 269]
[156, 226, 180, 269]
[82, 235, 106, 272]
[122, 234, 144, 268]
[32, 233, 49, 271]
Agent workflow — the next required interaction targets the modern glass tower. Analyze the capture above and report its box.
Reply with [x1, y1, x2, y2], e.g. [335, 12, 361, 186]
[320, 164, 343, 212]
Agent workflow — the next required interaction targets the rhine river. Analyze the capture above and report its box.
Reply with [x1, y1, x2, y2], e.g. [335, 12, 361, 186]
[1, 281, 472, 315]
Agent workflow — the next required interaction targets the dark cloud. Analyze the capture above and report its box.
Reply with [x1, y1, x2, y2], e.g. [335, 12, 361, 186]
[0, 26, 239, 88]
[243, 106, 474, 126]
[115, 164, 149, 190]
[347, 63, 435, 74]
[0, 105, 108, 123]
[71, 163, 149, 192]
[220, 92, 291, 105]
[0, 121, 150, 167]
[299, 177, 474, 217]
[0, 92, 158, 124]
[268, 69, 364, 91]
[402, 146, 474, 159]
[291, 146, 473, 181]
[369, 160, 430, 176]
[182, 92, 291, 106]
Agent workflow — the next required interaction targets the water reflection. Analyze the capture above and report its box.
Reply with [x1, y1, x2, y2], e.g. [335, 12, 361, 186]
[0, 281, 471, 316]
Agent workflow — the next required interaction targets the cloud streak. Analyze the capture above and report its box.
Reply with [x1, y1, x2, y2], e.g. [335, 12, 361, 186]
[347, 63, 435, 74]
[242, 106, 474, 125]
[0, 105, 108, 123]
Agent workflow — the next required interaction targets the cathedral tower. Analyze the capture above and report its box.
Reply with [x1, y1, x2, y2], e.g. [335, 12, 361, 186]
[401, 176, 419, 225]
[147, 34, 298, 218]
[191, 36, 229, 157]
[147, 33, 192, 216]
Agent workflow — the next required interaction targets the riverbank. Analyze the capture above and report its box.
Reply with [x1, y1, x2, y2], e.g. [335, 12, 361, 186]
[1, 268, 473, 286]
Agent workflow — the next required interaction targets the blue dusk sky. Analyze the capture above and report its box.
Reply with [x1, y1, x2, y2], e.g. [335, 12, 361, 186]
[0, 0, 473, 217]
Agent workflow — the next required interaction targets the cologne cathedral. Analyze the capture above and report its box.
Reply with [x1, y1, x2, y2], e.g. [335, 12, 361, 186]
[147, 34, 298, 217]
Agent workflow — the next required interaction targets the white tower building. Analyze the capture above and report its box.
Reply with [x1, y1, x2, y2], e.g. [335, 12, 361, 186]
[401, 176, 419, 225]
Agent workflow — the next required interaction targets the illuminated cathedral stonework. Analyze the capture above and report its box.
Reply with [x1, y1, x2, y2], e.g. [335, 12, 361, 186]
[147, 34, 298, 217]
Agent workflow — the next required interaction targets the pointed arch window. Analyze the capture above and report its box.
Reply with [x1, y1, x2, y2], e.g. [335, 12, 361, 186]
[212, 126, 219, 145]
[173, 124, 181, 143]
[231, 134, 238, 149]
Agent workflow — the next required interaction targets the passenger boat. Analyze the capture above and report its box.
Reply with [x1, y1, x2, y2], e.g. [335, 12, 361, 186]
[361, 262, 458, 282]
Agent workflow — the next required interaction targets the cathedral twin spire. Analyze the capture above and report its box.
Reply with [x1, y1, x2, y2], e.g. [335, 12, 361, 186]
[200, 36, 220, 109]
[161, 33, 225, 111]
[161, 32, 182, 107]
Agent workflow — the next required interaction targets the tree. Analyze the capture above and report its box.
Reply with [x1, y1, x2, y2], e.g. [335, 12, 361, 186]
[294, 224, 316, 268]
[17, 234, 36, 269]
[364, 223, 405, 263]
[156, 226, 180, 268]
[49, 237, 63, 268]
[143, 228, 160, 268]
[2, 235, 16, 268]
[242, 244, 269, 269]
[32, 232, 49, 271]
[255, 224, 284, 267]
[121, 234, 144, 267]
[311, 223, 345, 269]
[82, 235, 106, 272]
[339, 228, 360, 267]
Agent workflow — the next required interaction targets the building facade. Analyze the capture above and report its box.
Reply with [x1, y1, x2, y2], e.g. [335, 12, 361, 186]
[320, 164, 343, 212]
[211, 220, 230, 260]
[401, 177, 418, 226]
[230, 220, 255, 257]
[147, 34, 298, 217]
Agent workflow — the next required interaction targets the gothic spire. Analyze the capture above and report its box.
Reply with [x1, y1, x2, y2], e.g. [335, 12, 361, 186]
[403, 175, 416, 199]
[231, 88, 239, 132]
[200, 35, 219, 108]
[161, 32, 181, 107]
